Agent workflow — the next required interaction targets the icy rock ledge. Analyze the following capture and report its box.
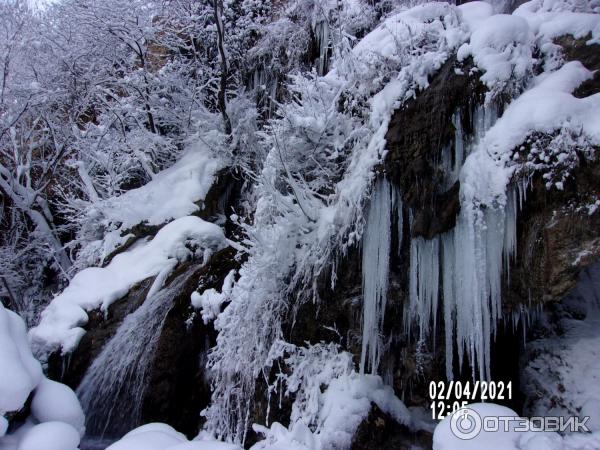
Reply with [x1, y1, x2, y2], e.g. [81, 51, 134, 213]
[30, 216, 228, 357]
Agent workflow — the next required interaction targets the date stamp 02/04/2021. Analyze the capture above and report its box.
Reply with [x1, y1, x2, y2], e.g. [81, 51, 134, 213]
[429, 380, 513, 420]
[429, 380, 591, 441]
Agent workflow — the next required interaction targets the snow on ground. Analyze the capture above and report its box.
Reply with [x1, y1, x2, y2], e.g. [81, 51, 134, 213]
[0, 304, 85, 450]
[30, 377, 85, 436]
[105, 423, 242, 450]
[433, 403, 600, 450]
[30, 216, 228, 356]
[78, 144, 222, 266]
[521, 262, 600, 431]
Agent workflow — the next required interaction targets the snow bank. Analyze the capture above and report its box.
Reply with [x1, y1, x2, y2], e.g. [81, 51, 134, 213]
[105, 423, 242, 450]
[79, 145, 222, 264]
[433, 403, 525, 450]
[30, 216, 228, 356]
[522, 263, 600, 432]
[0, 305, 43, 414]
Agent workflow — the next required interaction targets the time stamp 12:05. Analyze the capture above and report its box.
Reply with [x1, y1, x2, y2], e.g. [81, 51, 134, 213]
[429, 380, 513, 419]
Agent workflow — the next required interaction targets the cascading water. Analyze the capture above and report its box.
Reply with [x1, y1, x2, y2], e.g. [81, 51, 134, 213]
[360, 178, 402, 374]
[76, 267, 193, 438]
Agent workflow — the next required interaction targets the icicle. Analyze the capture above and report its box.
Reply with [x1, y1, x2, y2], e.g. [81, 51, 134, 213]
[441, 230, 455, 380]
[392, 184, 404, 255]
[360, 177, 393, 374]
[314, 19, 330, 75]
[442, 111, 467, 190]
[406, 236, 440, 342]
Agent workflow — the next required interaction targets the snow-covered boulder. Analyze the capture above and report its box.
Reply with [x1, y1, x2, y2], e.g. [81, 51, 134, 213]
[0, 305, 43, 414]
[31, 377, 85, 436]
[16, 422, 80, 450]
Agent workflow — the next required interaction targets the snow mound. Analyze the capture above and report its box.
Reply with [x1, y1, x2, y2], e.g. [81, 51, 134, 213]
[30, 216, 228, 356]
[457, 14, 534, 95]
[0, 304, 86, 449]
[16, 421, 80, 450]
[106, 423, 243, 450]
[80, 145, 222, 264]
[457, 2, 494, 32]
[0, 305, 43, 414]
[31, 377, 85, 436]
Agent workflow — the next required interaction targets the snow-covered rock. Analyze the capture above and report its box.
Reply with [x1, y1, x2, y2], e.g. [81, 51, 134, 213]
[30, 216, 228, 356]
[79, 145, 223, 265]
[30, 377, 85, 436]
[0, 305, 43, 414]
[16, 422, 80, 450]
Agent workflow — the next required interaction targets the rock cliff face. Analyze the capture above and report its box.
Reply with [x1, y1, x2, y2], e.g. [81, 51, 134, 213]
[51, 36, 600, 448]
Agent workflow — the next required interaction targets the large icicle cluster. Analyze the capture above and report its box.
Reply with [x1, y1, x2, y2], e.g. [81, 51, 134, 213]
[360, 178, 392, 374]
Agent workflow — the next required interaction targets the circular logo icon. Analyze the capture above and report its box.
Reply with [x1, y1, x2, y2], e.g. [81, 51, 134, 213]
[450, 407, 482, 440]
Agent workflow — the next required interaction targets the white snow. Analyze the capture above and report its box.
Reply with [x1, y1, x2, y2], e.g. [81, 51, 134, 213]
[457, 14, 534, 96]
[30, 377, 85, 437]
[30, 216, 228, 356]
[191, 270, 236, 324]
[251, 372, 413, 450]
[360, 178, 393, 374]
[0, 305, 43, 414]
[433, 403, 525, 450]
[79, 145, 222, 265]
[433, 403, 600, 450]
[205, 4, 470, 439]
[0, 305, 86, 450]
[105, 423, 242, 450]
[522, 262, 600, 431]
[457, 2, 494, 32]
[15, 422, 80, 450]
[515, 1, 600, 42]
